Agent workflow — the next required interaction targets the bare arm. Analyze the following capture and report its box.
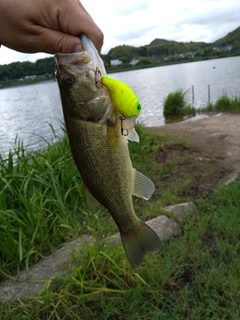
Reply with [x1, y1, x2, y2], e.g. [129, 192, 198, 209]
[0, 0, 103, 54]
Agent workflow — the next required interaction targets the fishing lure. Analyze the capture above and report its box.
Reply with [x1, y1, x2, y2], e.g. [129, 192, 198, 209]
[101, 76, 142, 118]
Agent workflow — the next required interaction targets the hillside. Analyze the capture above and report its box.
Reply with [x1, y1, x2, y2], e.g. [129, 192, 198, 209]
[150, 26, 240, 49]
[148, 39, 178, 46]
[213, 26, 240, 50]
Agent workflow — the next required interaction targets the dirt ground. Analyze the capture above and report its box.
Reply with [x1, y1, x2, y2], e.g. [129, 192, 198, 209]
[148, 113, 240, 198]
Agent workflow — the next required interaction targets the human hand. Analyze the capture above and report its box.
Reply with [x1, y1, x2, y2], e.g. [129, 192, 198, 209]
[0, 0, 103, 54]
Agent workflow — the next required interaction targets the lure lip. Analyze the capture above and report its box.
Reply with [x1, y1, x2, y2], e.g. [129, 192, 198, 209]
[121, 115, 137, 131]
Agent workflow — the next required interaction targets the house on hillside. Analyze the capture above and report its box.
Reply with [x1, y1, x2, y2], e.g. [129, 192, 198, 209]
[213, 45, 232, 52]
[187, 51, 196, 59]
[164, 55, 173, 61]
[129, 59, 139, 66]
[110, 59, 122, 66]
[219, 45, 232, 52]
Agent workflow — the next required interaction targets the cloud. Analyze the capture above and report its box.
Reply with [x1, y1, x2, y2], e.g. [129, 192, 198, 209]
[178, 2, 240, 27]
[1, 0, 240, 64]
[115, 0, 150, 16]
[0, 45, 52, 65]
[159, 0, 240, 43]
[115, 25, 157, 42]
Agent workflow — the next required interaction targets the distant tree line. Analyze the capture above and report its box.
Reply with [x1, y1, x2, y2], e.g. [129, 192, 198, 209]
[0, 57, 55, 81]
[1, 26, 240, 82]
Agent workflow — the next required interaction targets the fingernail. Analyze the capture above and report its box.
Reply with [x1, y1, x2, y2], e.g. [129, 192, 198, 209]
[73, 44, 83, 53]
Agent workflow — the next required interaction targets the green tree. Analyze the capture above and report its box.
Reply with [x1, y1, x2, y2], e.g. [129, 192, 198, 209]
[108, 45, 137, 62]
[138, 58, 152, 65]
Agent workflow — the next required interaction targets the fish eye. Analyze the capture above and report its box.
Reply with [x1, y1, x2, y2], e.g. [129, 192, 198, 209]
[62, 74, 75, 87]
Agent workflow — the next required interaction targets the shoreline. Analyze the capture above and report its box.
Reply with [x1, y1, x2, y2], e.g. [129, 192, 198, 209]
[149, 112, 240, 185]
[1, 54, 239, 89]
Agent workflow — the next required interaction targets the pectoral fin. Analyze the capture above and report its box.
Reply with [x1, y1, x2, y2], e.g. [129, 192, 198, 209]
[132, 169, 155, 200]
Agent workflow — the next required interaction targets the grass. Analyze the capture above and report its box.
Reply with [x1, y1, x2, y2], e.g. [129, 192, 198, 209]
[1, 178, 240, 319]
[0, 124, 240, 319]
[164, 90, 240, 118]
[202, 94, 240, 112]
[163, 89, 196, 116]
[0, 127, 115, 279]
[0, 124, 190, 279]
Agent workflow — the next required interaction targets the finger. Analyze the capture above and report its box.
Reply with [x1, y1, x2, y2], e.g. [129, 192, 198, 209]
[57, 1, 104, 53]
[71, 0, 104, 53]
[39, 30, 84, 54]
[78, 23, 104, 54]
[16, 29, 84, 54]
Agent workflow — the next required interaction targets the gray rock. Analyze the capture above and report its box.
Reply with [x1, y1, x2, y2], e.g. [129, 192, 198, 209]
[222, 173, 239, 186]
[0, 235, 93, 304]
[162, 202, 197, 219]
[146, 215, 180, 241]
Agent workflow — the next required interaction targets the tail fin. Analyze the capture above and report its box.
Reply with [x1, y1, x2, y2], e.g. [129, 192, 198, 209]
[120, 221, 162, 270]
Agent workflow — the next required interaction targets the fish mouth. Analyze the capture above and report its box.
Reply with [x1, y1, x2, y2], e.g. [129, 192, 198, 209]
[55, 52, 87, 65]
[55, 34, 106, 84]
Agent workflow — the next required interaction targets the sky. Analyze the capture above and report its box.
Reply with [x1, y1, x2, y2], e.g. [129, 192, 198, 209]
[1, 0, 240, 65]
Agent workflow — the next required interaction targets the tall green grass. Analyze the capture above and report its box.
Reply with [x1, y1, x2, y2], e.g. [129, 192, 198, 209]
[163, 89, 196, 116]
[0, 129, 81, 277]
[203, 94, 240, 112]
[164, 90, 240, 116]
[0, 127, 110, 279]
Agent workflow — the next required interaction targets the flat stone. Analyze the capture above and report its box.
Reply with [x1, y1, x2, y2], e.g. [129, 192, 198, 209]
[222, 173, 239, 186]
[146, 215, 180, 241]
[0, 235, 93, 304]
[162, 202, 197, 219]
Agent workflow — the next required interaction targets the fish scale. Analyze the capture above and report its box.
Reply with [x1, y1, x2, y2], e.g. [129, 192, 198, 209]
[65, 118, 135, 230]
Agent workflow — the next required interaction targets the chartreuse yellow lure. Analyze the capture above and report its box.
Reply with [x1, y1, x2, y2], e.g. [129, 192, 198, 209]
[101, 76, 142, 118]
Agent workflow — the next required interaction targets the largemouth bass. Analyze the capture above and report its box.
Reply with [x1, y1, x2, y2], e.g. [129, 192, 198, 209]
[55, 35, 162, 270]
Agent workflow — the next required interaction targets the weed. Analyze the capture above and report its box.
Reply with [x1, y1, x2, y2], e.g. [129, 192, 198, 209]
[203, 94, 240, 112]
[163, 89, 196, 116]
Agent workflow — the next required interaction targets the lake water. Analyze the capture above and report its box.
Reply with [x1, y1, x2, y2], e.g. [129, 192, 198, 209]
[0, 56, 240, 158]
